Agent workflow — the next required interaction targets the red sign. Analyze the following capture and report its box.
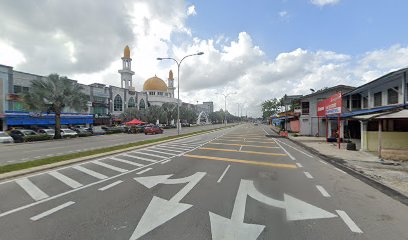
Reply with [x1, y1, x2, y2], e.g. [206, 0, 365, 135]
[317, 92, 342, 117]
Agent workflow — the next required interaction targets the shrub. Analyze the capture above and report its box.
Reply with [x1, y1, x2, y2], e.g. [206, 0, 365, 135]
[23, 134, 52, 142]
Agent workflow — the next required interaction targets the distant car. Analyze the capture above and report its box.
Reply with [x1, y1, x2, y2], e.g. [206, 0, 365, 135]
[37, 129, 55, 138]
[9, 129, 38, 143]
[72, 127, 88, 134]
[144, 125, 163, 135]
[254, 123, 258, 126]
[127, 125, 145, 134]
[87, 126, 106, 135]
[60, 128, 78, 138]
[0, 131, 14, 143]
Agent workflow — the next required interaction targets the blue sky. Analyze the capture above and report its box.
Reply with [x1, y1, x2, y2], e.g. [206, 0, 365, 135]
[1, 0, 408, 116]
[187, 0, 408, 56]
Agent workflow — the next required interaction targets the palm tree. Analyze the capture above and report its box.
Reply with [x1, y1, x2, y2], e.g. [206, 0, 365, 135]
[23, 74, 88, 139]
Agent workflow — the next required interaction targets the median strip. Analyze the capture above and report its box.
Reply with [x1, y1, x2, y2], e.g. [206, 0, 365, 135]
[0, 125, 235, 177]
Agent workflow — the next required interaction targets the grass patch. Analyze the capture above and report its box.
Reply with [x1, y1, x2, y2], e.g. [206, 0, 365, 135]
[0, 125, 233, 175]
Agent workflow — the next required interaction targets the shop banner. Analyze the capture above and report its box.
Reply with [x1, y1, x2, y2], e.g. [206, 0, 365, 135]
[317, 92, 342, 117]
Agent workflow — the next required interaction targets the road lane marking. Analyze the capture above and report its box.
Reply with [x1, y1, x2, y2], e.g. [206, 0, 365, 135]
[198, 147, 287, 156]
[137, 168, 153, 175]
[217, 165, 231, 183]
[48, 171, 83, 188]
[213, 139, 276, 144]
[335, 168, 347, 174]
[320, 160, 328, 165]
[161, 159, 171, 164]
[132, 151, 168, 159]
[272, 138, 295, 160]
[316, 185, 331, 197]
[295, 163, 303, 168]
[184, 154, 297, 169]
[92, 161, 128, 173]
[157, 145, 192, 151]
[336, 210, 363, 233]
[152, 146, 183, 153]
[238, 146, 243, 151]
[207, 142, 280, 149]
[142, 149, 177, 156]
[72, 165, 108, 180]
[16, 178, 49, 201]
[304, 172, 314, 179]
[30, 201, 75, 221]
[274, 139, 314, 158]
[121, 154, 158, 163]
[109, 157, 145, 167]
[98, 180, 123, 191]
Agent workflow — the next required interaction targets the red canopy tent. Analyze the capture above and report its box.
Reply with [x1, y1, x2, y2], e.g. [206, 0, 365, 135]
[125, 119, 146, 125]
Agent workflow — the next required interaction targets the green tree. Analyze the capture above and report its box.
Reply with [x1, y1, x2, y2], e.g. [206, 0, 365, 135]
[23, 74, 88, 139]
[161, 103, 177, 124]
[146, 105, 165, 124]
[261, 98, 280, 119]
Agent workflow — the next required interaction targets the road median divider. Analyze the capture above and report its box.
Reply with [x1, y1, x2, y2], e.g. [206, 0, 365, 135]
[0, 125, 236, 181]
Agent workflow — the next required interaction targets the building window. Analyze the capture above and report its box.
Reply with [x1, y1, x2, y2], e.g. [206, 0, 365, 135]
[387, 87, 399, 104]
[10, 101, 24, 111]
[93, 106, 105, 115]
[128, 97, 136, 108]
[157, 92, 163, 96]
[13, 85, 22, 94]
[352, 94, 361, 109]
[374, 92, 382, 107]
[93, 96, 105, 103]
[113, 94, 122, 111]
[149, 92, 155, 96]
[139, 99, 146, 109]
[301, 102, 309, 115]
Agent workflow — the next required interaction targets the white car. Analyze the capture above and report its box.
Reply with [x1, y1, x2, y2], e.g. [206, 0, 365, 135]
[60, 129, 78, 138]
[38, 129, 55, 138]
[0, 131, 14, 143]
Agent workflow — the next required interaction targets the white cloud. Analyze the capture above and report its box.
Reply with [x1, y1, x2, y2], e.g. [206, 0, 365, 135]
[279, 10, 288, 18]
[310, 0, 340, 7]
[187, 5, 197, 16]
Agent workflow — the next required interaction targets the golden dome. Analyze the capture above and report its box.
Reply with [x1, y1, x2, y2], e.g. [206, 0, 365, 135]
[143, 75, 168, 91]
[124, 45, 130, 58]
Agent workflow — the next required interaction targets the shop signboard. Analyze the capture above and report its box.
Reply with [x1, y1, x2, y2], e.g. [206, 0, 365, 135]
[317, 92, 342, 117]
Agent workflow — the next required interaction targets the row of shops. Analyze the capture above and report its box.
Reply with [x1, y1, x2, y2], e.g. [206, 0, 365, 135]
[272, 68, 408, 160]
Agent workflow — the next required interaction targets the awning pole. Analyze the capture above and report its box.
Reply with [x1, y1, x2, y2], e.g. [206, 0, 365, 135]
[317, 116, 320, 137]
[378, 120, 382, 158]
[325, 116, 328, 141]
[338, 113, 341, 149]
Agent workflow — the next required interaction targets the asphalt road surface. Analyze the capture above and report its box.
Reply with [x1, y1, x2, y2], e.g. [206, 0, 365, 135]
[0, 124, 227, 166]
[0, 124, 407, 240]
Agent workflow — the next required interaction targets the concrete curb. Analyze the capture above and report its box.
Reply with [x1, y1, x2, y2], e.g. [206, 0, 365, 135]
[268, 127, 408, 207]
[0, 126, 234, 181]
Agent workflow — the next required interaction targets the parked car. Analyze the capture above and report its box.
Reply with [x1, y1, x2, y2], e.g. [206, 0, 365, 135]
[8, 129, 38, 143]
[144, 125, 163, 135]
[0, 131, 14, 143]
[127, 125, 145, 134]
[181, 122, 191, 127]
[87, 126, 106, 135]
[37, 129, 55, 138]
[60, 128, 78, 138]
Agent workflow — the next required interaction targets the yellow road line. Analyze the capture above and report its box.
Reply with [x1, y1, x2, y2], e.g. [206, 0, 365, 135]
[184, 154, 297, 169]
[215, 139, 276, 144]
[207, 142, 280, 149]
[198, 147, 287, 156]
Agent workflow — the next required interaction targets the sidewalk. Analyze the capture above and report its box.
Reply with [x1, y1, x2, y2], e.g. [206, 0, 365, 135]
[271, 127, 408, 198]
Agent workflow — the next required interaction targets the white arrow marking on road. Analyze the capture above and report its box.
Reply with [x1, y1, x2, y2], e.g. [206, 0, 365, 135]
[130, 172, 206, 240]
[210, 179, 337, 240]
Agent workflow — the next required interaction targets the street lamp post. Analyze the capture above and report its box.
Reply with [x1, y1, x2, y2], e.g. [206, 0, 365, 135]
[157, 52, 204, 135]
[216, 92, 236, 126]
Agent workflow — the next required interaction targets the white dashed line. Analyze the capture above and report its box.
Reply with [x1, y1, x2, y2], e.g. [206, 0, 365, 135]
[320, 160, 328, 165]
[274, 138, 314, 158]
[161, 159, 171, 164]
[336, 210, 363, 233]
[316, 185, 331, 197]
[217, 165, 231, 183]
[30, 201, 75, 221]
[335, 168, 347, 174]
[272, 138, 296, 160]
[296, 163, 303, 168]
[136, 168, 152, 175]
[304, 172, 314, 179]
[98, 180, 123, 191]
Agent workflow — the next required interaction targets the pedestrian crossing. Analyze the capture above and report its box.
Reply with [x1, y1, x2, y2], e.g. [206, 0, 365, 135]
[0, 136, 213, 215]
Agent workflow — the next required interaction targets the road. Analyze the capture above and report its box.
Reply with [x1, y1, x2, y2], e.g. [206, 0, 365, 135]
[0, 124, 407, 239]
[0, 124, 227, 166]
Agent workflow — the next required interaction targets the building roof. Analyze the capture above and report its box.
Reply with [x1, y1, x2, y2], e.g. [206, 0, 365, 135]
[143, 75, 168, 92]
[300, 85, 355, 100]
[344, 67, 408, 96]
